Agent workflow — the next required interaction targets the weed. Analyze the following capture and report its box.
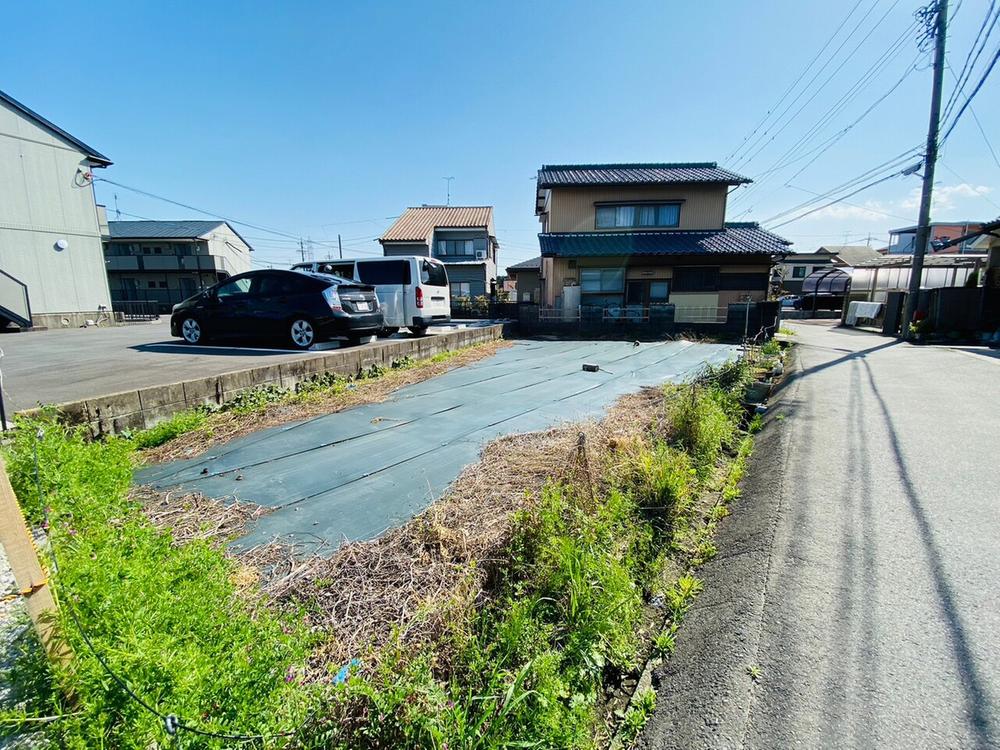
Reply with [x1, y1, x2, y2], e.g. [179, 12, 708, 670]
[223, 383, 289, 413]
[619, 688, 657, 744]
[778, 327, 796, 336]
[761, 339, 781, 358]
[747, 664, 763, 681]
[2, 413, 316, 748]
[748, 413, 764, 433]
[653, 628, 677, 658]
[128, 408, 210, 449]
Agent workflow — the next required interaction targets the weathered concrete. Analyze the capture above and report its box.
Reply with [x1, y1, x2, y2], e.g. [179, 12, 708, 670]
[20, 324, 507, 436]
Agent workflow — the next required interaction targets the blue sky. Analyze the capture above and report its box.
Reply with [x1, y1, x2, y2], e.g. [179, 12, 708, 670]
[4, 0, 998, 267]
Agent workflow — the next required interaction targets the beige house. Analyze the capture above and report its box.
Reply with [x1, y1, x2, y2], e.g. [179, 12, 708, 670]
[0, 89, 113, 328]
[535, 163, 790, 321]
[379, 206, 499, 298]
[104, 220, 253, 313]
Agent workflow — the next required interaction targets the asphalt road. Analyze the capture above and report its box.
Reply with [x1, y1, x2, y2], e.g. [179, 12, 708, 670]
[138, 339, 736, 551]
[0, 320, 484, 412]
[640, 321, 1000, 750]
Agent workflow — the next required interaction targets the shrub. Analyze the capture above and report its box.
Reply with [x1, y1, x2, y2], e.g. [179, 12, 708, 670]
[669, 387, 737, 477]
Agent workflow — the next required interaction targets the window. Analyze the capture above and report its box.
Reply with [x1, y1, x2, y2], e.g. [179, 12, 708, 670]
[451, 282, 471, 297]
[792, 266, 807, 279]
[147, 281, 157, 289]
[421, 260, 448, 287]
[672, 267, 719, 292]
[649, 281, 669, 301]
[255, 273, 311, 297]
[811, 266, 825, 274]
[357, 260, 411, 285]
[216, 276, 252, 297]
[595, 203, 680, 229]
[436, 239, 475, 256]
[580, 268, 625, 293]
[158, 281, 168, 288]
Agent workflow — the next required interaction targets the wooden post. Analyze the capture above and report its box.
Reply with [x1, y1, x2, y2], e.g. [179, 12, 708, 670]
[0, 455, 72, 667]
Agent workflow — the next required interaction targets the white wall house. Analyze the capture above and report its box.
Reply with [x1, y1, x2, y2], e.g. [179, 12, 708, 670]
[104, 220, 254, 313]
[0, 89, 113, 328]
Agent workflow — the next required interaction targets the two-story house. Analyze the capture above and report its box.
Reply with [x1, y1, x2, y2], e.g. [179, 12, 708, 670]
[535, 163, 790, 322]
[104, 220, 253, 313]
[887, 221, 984, 255]
[0, 89, 114, 329]
[378, 206, 499, 298]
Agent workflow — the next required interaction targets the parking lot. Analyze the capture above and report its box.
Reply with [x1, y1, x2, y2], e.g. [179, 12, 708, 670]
[0, 320, 489, 412]
[138, 339, 736, 551]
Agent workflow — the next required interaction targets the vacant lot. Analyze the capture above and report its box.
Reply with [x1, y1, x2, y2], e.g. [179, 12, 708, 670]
[138, 339, 736, 550]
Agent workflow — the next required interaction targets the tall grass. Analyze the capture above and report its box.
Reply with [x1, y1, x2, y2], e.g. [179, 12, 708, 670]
[1, 413, 315, 748]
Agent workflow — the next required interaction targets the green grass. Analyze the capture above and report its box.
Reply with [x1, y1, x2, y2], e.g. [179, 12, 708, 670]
[1, 412, 317, 748]
[3, 349, 756, 749]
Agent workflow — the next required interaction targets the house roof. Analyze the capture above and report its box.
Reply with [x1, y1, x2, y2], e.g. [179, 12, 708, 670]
[817, 245, 882, 266]
[107, 220, 253, 249]
[536, 162, 751, 188]
[0, 88, 112, 166]
[379, 206, 495, 243]
[538, 223, 790, 258]
[507, 256, 541, 273]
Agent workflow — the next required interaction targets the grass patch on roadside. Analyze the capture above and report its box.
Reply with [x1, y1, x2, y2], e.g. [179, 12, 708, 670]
[1, 413, 317, 748]
[3, 347, 760, 749]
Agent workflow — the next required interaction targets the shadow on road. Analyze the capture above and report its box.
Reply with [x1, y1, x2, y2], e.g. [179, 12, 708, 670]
[861, 358, 996, 750]
[130, 342, 316, 356]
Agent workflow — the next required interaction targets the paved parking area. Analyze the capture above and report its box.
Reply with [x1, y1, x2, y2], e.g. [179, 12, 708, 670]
[0, 320, 490, 412]
[138, 339, 736, 551]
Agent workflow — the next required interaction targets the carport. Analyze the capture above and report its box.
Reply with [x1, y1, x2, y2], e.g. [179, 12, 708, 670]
[138, 339, 735, 551]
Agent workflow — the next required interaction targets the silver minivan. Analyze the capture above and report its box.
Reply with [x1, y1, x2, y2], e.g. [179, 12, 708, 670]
[291, 256, 451, 336]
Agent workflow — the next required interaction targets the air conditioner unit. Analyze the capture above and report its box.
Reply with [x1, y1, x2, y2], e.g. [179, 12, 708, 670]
[475, 249, 488, 260]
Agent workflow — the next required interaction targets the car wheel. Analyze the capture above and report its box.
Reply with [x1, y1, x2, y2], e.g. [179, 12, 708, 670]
[180, 317, 204, 345]
[376, 327, 399, 338]
[408, 325, 428, 337]
[288, 318, 316, 350]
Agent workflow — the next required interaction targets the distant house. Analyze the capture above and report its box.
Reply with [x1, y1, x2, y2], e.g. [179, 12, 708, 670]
[0, 89, 113, 329]
[378, 206, 499, 299]
[506, 256, 541, 302]
[888, 222, 984, 255]
[534, 162, 789, 321]
[777, 245, 881, 294]
[104, 220, 253, 313]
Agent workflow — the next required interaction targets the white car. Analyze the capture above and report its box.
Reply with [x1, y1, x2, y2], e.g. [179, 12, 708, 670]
[292, 256, 451, 336]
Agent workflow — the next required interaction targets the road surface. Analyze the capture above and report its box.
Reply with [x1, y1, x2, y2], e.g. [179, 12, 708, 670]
[0, 319, 492, 412]
[640, 321, 1000, 750]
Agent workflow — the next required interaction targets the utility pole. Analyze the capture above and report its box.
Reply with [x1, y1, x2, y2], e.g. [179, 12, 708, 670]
[443, 176, 454, 206]
[298, 238, 305, 263]
[338, 233, 343, 259]
[902, 0, 948, 338]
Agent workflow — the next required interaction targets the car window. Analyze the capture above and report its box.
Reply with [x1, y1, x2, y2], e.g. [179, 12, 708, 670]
[315, 262, 355, 278]
[254, 274, 312, 297]
[421, 260, 448, 287]
[216, 277, 252, 297]
[357, 260, 410, 285]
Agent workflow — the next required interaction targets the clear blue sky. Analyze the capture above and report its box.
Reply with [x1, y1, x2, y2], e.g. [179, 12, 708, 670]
[4, 0, 998, 267]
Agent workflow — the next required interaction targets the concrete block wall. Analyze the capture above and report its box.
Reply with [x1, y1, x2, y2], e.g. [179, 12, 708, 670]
[23, 324, 506, 437]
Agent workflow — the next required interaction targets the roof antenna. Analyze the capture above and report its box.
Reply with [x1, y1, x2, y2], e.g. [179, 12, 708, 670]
[114, 193, 121, 219]
[442, 176, 454, 206]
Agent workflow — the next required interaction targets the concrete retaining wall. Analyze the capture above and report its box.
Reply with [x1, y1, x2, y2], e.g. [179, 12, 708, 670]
[27, 324, 506, 437]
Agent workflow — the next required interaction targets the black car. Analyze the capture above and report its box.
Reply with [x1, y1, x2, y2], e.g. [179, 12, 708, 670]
[170, 270, 382, 349]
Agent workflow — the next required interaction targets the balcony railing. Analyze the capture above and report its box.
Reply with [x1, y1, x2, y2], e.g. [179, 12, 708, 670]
[105, 255, 230, 273]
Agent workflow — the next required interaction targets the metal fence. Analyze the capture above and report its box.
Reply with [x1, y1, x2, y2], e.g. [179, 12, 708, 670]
[112, 300, 161, 321]
[450, 300, 521, 319]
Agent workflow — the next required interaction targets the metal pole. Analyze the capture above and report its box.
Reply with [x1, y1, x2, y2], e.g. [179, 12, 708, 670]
[902, 0, 948, 338]
[338, 234, 343, 259]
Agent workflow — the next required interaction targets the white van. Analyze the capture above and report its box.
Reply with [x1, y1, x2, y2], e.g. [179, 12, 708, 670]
[291, 256, 450, 336]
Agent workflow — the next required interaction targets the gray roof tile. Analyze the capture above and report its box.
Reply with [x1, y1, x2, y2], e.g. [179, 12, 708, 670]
[537, 162, 750, 187]
[538, 224, 790, 257]
[107, 220, 228, 239]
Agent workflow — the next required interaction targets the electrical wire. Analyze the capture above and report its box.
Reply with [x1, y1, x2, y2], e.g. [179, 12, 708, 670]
[940, 1, 998, 123]
[940, 42, 1000, 145]
[764, 169, 913, 230]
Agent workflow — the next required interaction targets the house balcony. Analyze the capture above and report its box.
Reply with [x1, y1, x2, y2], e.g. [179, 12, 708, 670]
[105, 255, 231, 273]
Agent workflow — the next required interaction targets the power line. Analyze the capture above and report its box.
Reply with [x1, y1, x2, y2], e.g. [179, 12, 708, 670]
[939, 41, 1000, 144]
[723, 0, 868, 164]
[940, 1, 998, 123]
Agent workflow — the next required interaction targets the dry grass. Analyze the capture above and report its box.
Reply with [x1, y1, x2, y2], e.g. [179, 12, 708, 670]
[136, 383, 672, 678]
[142, 339, 510, 464]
